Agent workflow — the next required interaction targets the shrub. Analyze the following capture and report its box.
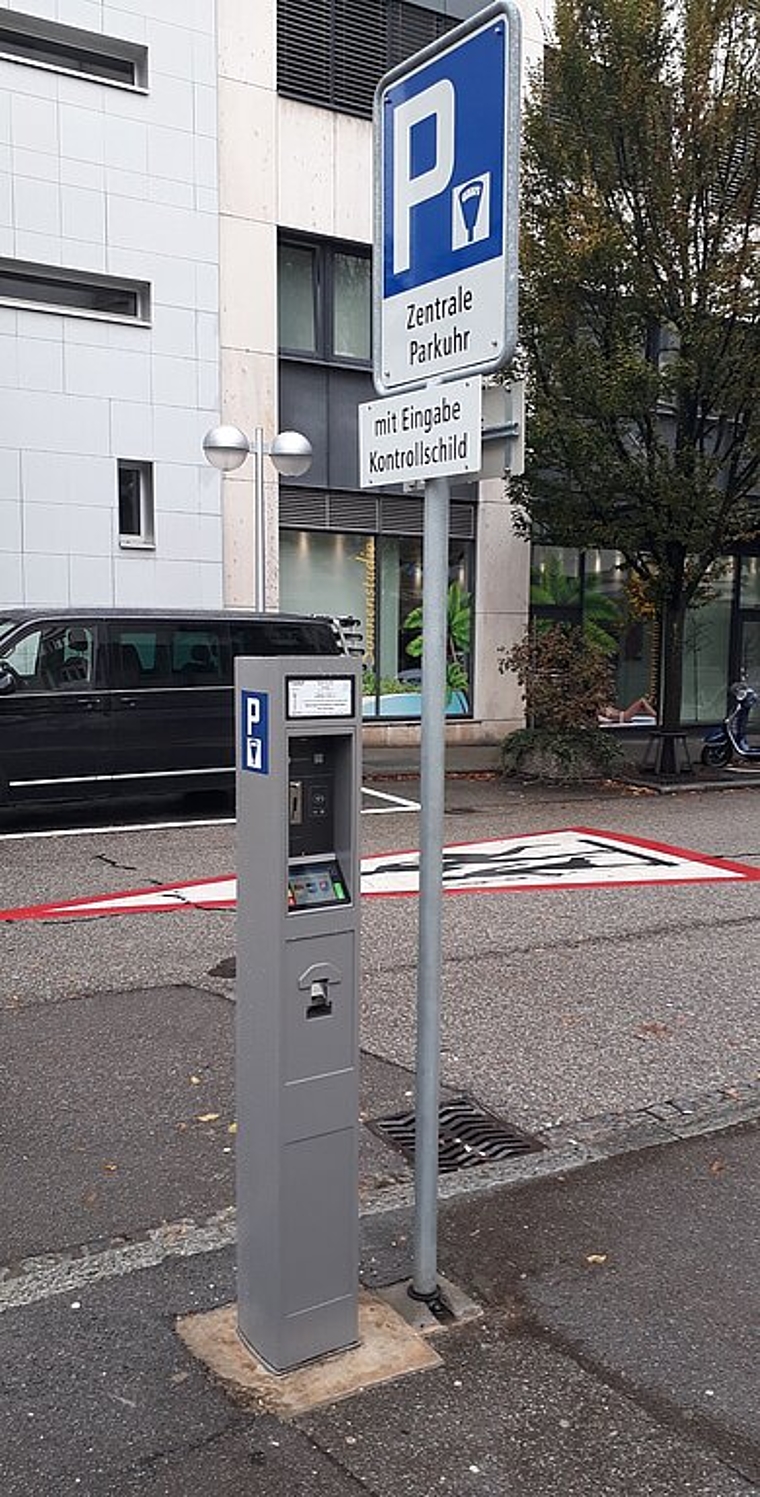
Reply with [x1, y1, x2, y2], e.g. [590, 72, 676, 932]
[501, 725, 623, 782]
[498, 624, 616, 731]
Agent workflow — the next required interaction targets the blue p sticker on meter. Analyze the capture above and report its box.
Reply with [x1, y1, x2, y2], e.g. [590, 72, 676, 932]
[241, 690, 269, 774]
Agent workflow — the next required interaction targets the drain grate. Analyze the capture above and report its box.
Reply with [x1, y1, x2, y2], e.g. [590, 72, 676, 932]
[367, 1095, 544, 1173]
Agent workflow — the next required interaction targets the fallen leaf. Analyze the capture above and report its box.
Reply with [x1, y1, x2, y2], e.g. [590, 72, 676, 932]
[709, 1158, 726, 1176]
[82, 1189, 98, 1208]
[103, 1162, 118, 1173]
[638, 1021, 671, 1039]
[586, 1253, 608, 1266]
[195, 1113, 220, 1124]
[227, 1121, 238, 1135]
[189, 1075, 202, 1086]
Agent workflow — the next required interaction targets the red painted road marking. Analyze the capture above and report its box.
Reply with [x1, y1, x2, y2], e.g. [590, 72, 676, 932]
[1, 828, 758, 922]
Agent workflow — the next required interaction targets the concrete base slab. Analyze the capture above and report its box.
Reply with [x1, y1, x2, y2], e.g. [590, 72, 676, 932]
[376, 1275, 482, 1334]
[176, 1290, 442, 1418]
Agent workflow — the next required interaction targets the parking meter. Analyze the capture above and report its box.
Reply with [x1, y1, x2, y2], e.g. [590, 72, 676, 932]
[235, 655, 361, 1372]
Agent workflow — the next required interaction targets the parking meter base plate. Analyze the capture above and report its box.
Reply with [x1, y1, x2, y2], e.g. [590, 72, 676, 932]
[176, 1292, 441, 1417]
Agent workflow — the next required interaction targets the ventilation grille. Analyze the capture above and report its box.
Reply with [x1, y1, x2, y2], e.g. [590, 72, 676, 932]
[381, 496, 424, 534]
[449, 503, 475, 539]
[388, 1, 451, 68]
[279, 490, 328, 529]
[278, 0, 455, 118]
[333, 0, 388, 118]
[328, 493, 379, 532]
[278, 0, 332, 108]
[280, 491, 476, 540]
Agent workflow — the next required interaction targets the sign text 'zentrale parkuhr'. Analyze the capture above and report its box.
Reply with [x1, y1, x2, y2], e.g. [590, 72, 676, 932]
[359, 377, 481, 487]
[374, 2, 521, 395]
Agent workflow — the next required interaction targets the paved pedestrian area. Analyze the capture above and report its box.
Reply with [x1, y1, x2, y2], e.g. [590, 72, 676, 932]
[1, 1119, 758, 1495]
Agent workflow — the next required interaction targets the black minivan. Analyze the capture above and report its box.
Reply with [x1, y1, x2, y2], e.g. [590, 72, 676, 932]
[0, 608, 346, 809]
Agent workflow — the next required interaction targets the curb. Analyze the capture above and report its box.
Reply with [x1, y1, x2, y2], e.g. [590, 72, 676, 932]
[3, 1082, 757, 1316]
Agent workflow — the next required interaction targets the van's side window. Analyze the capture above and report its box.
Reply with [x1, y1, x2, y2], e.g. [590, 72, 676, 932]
[172, 627, 225, 685]
[2, 624, 95, 690]
[230, 620, 340, 659]
[110, 623, 226, 688]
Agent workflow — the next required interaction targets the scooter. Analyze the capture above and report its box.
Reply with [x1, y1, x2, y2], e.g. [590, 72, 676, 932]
[701, 680, 760, 767]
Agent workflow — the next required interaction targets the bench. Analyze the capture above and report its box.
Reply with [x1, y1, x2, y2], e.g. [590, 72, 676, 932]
[640, 728, 693, 776]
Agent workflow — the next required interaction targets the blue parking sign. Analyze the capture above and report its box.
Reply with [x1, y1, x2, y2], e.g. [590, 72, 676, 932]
[373, 0, 521, 394]
[241, 690, 269, 775]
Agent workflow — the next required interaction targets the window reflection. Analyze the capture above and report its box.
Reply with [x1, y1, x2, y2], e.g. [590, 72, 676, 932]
[278, 528, 473, 718]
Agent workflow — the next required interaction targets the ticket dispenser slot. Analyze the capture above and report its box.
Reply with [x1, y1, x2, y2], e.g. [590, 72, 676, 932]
[299, 961, 341, 1019]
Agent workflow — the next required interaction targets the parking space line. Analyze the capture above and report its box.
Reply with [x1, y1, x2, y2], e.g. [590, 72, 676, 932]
[361, 786, 421, 813]
[0, 786, 420, 842]
[0, 817, 235, 842]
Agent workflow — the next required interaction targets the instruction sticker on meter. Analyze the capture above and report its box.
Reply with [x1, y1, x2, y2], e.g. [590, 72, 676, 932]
[287, 676, 355, 719]
[241, 690, 269, 774]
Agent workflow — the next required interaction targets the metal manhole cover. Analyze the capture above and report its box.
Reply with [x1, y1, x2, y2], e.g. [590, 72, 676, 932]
[367, 1096, 544, 1173]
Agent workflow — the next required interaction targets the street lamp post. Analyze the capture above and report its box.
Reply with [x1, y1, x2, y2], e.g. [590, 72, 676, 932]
[203, 423, 312, 612]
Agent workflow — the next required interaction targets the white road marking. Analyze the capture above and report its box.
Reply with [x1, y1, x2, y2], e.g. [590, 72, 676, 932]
[0, 786, 420, 843]
[361, 786, 421, 813]
[0, 1208, 237, 1314]
[0, 817, 235, 842]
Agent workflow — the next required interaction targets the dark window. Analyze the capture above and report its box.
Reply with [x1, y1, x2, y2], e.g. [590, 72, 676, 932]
[0, 11, 147, 87]
[0, 259, 150, 321]
[278, 243, 319, 354]
[118, 461, 154, 547]
[230, 620, 343, 660]
[171, 627, 225, 685]
[278, 237, 371, 366]
[277, 0, 454, 118]
[333, 252, 371, 361]
[110, 624, 226, 689]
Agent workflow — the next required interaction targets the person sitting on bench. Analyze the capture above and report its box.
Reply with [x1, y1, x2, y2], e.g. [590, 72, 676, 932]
[599, 695, 657, 724]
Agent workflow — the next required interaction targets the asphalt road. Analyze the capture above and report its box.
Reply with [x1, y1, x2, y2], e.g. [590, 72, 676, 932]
[1, 777, 759, 1495]
[2, 777, 759, 1132]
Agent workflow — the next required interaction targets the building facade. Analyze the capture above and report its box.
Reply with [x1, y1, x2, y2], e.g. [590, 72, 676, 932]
[0, 0, 554, 745]
[0, 1, 222, 610]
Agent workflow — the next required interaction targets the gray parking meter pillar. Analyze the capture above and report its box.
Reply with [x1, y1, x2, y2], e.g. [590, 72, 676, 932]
[235, 654, 362, 1373]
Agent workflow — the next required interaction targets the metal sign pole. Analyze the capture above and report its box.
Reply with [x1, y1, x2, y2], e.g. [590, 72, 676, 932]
[412, 474, 450, 1300]
[369, 0, 521, 1307]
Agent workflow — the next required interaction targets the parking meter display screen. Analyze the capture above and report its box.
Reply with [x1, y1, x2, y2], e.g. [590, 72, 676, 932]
[288, 859, 349, 910]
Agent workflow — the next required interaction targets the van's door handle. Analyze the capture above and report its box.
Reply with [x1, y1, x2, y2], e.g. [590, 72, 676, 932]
[75, 697, 101, 711]
[119, 697, 138, 709]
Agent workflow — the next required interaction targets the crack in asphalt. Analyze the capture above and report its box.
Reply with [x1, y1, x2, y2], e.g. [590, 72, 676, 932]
[364, 908, 760, 976]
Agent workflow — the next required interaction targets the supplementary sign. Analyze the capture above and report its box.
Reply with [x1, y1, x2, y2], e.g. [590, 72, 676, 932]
[373, 0, 521, 393]
[3, 830, 758, 921]
[359, 378, 481, 486]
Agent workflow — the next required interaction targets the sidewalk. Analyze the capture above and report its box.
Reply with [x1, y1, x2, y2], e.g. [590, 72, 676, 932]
[362, 734, 760, 790]
[363, 739, 502, 778]
[1, 1118, 758, 1495]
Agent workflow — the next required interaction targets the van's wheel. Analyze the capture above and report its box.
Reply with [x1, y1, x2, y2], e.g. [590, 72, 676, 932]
[701, 742, 732, 768]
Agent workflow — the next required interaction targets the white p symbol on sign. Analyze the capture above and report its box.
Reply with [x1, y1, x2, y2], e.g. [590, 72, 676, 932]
[392, 79, 455, 275]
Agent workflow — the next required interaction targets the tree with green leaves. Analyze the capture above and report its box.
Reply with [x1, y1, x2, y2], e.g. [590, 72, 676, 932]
[514, 0, 760, 748]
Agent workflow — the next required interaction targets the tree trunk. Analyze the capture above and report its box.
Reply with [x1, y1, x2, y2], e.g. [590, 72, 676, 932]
[658, 597, 687, 775]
